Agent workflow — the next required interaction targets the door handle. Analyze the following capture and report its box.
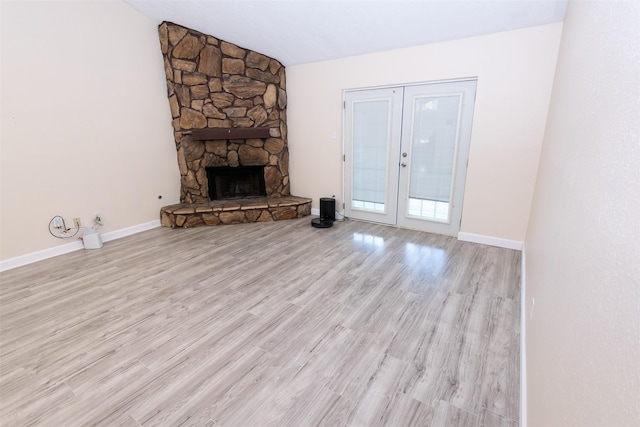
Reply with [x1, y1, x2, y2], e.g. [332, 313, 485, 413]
[401, 163, 407, 167]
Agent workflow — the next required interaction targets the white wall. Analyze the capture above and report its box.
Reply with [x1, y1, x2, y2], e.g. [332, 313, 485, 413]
[286, 23, 563, 242]
[525, 1, 640, 425]
[1, 1, 180, 261]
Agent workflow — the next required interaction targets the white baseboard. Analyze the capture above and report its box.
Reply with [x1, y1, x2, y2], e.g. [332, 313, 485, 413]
[520, 244, 527, 427]
[0, 240, 85, 272]
[100, 220, 161, 242]
[457, 231, 524, 251]
[0, 220, 161, 272]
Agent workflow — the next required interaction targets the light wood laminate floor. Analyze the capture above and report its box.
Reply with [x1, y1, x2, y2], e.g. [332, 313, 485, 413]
[0, 218, 521, 426]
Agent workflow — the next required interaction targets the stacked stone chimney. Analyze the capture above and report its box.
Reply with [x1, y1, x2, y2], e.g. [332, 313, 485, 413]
[159, 21, 290, 204]
[158, 22, 310, 228]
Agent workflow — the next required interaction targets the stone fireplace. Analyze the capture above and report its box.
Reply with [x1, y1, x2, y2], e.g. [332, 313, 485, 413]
[157, 22, 310, 228]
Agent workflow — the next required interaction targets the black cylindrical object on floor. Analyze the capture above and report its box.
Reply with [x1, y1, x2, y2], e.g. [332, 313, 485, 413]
[311, 197, 336, 228]
[319, 197, 336, 221]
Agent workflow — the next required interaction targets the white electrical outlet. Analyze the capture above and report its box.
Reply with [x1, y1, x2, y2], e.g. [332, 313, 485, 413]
[73, 217, 81, 228]
[530, 297, 535, 320]
[93, 213, 103, 225]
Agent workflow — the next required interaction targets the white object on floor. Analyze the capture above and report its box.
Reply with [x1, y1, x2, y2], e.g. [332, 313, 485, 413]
[82, 228, 103, 249]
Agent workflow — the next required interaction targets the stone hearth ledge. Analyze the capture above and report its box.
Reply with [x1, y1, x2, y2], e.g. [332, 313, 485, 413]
[160, 196, 311, 228]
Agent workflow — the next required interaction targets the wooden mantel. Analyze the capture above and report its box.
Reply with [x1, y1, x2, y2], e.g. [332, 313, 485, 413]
[191, 127, 270, 140]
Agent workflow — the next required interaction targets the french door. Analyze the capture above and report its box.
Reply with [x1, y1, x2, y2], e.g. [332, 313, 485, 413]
[344, 80, 476, 236]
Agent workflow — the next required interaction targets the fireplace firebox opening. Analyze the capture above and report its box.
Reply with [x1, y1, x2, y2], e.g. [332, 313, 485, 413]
[206, 166, 266, 201]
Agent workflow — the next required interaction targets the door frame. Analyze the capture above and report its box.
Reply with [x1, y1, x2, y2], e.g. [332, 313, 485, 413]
[342, 78, 477, 236]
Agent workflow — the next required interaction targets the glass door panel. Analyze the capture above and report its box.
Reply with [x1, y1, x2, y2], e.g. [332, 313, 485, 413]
[406, 94, 461, 223]
[352, 100, 390, 212]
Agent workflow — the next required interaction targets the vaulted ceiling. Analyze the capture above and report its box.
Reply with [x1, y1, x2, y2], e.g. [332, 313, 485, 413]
[125, 0, 567, 66]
